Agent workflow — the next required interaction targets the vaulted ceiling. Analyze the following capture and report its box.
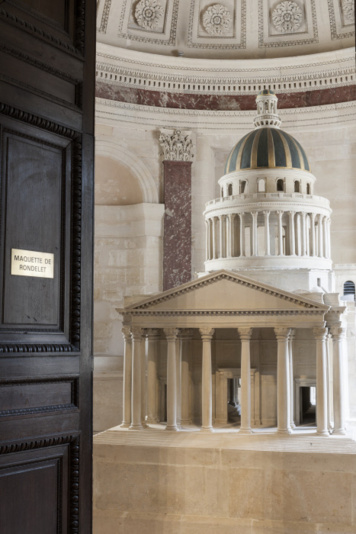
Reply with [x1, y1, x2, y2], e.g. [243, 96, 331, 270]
[97, 0, 355, 59]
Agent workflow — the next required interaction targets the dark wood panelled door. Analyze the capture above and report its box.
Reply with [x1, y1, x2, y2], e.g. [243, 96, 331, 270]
[0, 1, 95, 532]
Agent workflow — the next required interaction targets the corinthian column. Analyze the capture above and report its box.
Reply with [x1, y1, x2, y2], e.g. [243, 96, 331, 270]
[130, 327, 143, 430]
[179, 329, 194, 425]
[160, 129, 194, 290]
[121, 326, 132, 427]
[238, 327, 253, 434]
[146, 329, 160, 424]
[274, 327, 292, 434]
[200, 327, 215, 431]
[164, 328, 179, 431]
[313, 327, 329, 436]
[330, 325, 347, 435]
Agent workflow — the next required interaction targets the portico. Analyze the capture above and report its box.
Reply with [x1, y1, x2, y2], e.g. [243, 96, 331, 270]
[118, 270, 347, 436]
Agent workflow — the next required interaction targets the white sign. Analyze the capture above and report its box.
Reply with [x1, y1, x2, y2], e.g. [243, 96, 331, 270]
[11, 249, 54, 279]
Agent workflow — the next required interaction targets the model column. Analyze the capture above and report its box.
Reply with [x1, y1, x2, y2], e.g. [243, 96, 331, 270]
[238, 327, 253, 434]
[330, 325, 347, 435]
[264, 211, 270, 256]
[146, 329, 160, 424]
[130, 326, 143, 430]
[121, 326, 132, 427]
[288, 329, 295, 428]
[164, 328, 179, 431]
[274, 327, 292, 434]
[159, 129, 194, 290]
[200, 327, 215, 431]
[313, 327, 329, 436]
[180, 329, 193, 426]
[277, 211, 284, 256]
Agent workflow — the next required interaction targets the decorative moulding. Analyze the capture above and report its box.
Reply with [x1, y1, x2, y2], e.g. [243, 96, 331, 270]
[187, 0, 246, 50]
[260, 0, 318, 48]
[159, 129, 194, 162]
[118, 0, 179, 45]
[327, 0, 355, 40]
[134, 0, 165, 31]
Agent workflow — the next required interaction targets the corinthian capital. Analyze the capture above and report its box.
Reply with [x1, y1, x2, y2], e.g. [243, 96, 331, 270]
[159, 129, 194, 162]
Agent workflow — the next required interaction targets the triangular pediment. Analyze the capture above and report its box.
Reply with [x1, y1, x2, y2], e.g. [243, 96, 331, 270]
[124, 271, 328, 314]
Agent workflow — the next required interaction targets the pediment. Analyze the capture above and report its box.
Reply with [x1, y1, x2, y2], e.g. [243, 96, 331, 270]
[125, 271, 327, 314]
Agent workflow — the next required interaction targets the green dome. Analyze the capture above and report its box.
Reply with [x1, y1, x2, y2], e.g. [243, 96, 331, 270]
[224, 127, 310, 174]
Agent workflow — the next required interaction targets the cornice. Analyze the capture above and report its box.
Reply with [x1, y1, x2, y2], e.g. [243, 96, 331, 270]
[96, 45, 355, 97]
[96, 98, 356, 132]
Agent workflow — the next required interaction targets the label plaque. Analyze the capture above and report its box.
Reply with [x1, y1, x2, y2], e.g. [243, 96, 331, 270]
[11, 249, 54, 279]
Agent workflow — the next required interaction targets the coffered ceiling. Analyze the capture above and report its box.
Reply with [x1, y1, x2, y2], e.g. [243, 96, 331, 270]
[97, 0, 355, 59]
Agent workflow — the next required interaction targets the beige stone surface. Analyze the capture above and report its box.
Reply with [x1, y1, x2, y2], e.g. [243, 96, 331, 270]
[93, 429, 356, 533]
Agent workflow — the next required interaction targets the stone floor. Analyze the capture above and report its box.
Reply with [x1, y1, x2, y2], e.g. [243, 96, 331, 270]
[94, 425, 356, 533]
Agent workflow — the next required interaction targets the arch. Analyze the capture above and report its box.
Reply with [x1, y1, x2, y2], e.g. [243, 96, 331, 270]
[227, 183, 233, 196]
[277, 178, 284, 192]
[294, 181, 300, 193]
[257, 178, 266, 192]
[344, 280, 355, 297]
[306, 183, 311, 195]
[240, 180, 247, 194]
[95, 137, 158, 203]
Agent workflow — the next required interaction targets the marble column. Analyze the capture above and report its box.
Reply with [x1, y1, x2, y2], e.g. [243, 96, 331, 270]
[146, 329, 160, 424]
[264, 211, 270, 256]
[313, 327, 329, 436]
[219, 216, 223, 258]
[318, 214, 323, 257]
[160, 130, 194, 290]
[212, 218, 216, 259]
[179, 329, 194, 426]
[277, 211, 284, 256]
[274, 327, 292, 434]
[288, 329, 295, 428]
[238, 327, 253, 434]
[205, 220, 210, 261]
[330, 325, 347, 435]
[121, 326, 132, 427]
[251, 211, 258, 256]
[301, 212, 307, 256]
[310, 213, 316, 256]
[164, 328, 179, 431]
[289, 211, 295, 256]
[130, 326, 143, 430]
[200, 327, 215, 431]
[239, 213, 245, 257]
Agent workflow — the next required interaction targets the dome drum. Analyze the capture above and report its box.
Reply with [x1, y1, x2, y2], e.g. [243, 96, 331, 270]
[219, 168, 316, 198]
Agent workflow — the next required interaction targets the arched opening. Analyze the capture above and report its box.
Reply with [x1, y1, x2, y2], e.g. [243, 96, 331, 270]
[227, 183, 233, 196]
[257, 178, 266, 192]
[240, 180, 247, 194]
[277, 179, 284, 192]
[294, 181, 300, 193]
[306, 183, 311, 194]
[344, 280, 355, 299]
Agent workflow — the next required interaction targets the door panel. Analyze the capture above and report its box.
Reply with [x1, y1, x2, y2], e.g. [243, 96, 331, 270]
[0, 0, 95, 531]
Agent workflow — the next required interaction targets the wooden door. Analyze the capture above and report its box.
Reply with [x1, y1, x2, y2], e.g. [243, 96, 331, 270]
[0, 0, 95, 532]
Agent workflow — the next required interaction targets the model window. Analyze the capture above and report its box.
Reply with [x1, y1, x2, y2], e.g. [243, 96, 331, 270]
[277, 179, 284, 192]
[306, 183, 311, 194]
[344, 280, 355, 299]
[294, 181, 300, 193]
[240, 180, 246, 194]
[228, 183, 233, 196]
[220, 187, 223, 198]
[257, 178, 266, 192]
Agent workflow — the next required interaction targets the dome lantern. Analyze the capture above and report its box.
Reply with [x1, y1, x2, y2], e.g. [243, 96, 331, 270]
[253, 89, 281, 129]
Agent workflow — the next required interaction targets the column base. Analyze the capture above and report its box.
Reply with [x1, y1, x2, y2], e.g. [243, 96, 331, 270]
[120, 422, 131, 429]
[239, 428, 253, 435]
[129, 424, 144, 430]
[165, 425, 179, 431]
[317, 429, 330, 436]
[277, 428, 293, 435]
[333, 428, 346, 436]
[201, 426, 214, 433]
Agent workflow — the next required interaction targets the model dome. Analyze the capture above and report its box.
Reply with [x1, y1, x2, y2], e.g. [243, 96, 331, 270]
[224, 127, 310, 174]
[224, 90, 310, 174]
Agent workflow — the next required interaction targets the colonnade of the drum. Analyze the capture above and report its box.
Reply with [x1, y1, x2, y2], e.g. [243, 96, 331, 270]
[121, 325, 346, 435]
[205, 211, 331, 259]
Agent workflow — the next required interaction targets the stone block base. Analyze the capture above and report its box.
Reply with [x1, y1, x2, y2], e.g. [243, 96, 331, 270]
[94, 428, 356, 534]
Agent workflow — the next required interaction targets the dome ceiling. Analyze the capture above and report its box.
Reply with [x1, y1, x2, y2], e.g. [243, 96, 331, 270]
[97, 0, 355, 59]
